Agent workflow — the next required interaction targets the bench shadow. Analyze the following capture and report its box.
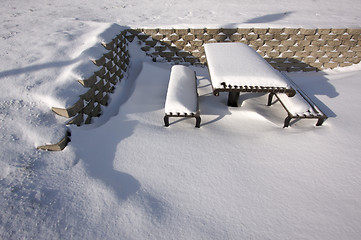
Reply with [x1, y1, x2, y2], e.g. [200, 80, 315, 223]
[238, 92, 290, 126]
[198, 92, 232, 127]
[283, 71, 338, 118]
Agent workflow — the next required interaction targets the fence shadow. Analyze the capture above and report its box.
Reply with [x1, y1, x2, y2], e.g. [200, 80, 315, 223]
[245, 12, 294, 24]
[71, 118, 140, 201]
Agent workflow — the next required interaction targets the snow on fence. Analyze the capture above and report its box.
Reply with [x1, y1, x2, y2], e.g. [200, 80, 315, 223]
[37, 31, 130, 150]
[51, 32, 130, 126]
[40, 27, 361, 150]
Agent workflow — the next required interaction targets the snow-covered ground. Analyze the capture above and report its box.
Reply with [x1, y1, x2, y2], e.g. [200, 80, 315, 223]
[1, 0, 361, 239]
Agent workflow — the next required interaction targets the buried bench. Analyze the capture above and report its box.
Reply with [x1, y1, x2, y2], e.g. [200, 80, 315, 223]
[267, 73, 327, 128]
[164, 65, 201, 128]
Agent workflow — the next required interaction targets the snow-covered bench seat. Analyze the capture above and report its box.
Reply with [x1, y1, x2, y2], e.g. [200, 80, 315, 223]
[164, 65, 201, 128]
[267, 73, 327, 127]
[204, 42, 296, 107]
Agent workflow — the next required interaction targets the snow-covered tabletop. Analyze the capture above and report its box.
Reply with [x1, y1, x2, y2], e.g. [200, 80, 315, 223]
[204, 42, 295, 96]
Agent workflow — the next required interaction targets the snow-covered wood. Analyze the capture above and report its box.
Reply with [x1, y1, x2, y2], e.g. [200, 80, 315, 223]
[268, 73, 327, 127]
[204, 42, 296, 106]
[204, 42, 292, 89]
[164, 65, 201, 127]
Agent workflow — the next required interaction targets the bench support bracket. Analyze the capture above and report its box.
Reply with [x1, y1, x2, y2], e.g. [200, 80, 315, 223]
[316, 118, 325, 126]
[228, 92, 240, 107]
[164, 116, 170, 127]
[195, 116, 201, 128]
[268, 93, 275, 106]
[284, 116, 292, 128]
[164, 114, 201, 128]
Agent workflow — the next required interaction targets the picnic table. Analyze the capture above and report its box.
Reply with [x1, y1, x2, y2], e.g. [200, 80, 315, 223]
[204, 42, 296, 107]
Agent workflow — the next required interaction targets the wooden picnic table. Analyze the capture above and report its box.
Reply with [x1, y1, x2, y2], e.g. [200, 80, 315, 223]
[204, 42, 296, 107]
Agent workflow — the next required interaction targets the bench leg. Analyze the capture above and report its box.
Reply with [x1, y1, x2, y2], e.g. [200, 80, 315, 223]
[195, 116, 201, 128]
[164, 115, 170, 127]
[267, 93, 275, 106]
[316, 118, 325, 126]
[228, 92, 240, 107]
[283, 116, 292, 128]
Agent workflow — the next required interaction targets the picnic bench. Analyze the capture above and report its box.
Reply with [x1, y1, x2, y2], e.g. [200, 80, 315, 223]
[204, 42, 327, 127]
[164, 65, 201, 128]
[267, 73, 328, 127]
[204, 42, 296, 107]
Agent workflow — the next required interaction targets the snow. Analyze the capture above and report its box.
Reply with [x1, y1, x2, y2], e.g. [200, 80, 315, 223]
[274, 91, 315, 116]
[271, 74, 321, 116]
[1, 0, 361, 239]
[164, 65, 198, 115]
[204, 42, 291, 88]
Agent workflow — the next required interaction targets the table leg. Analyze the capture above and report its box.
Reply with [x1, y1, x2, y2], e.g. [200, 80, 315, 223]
[227, 92, 240, 107]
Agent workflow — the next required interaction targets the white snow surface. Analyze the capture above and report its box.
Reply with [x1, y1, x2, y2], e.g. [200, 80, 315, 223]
[1, 0, 361, 239]
[165, 65, 198, 115]
[275, 92, 315, 116]
[205, 42, 291, 89]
